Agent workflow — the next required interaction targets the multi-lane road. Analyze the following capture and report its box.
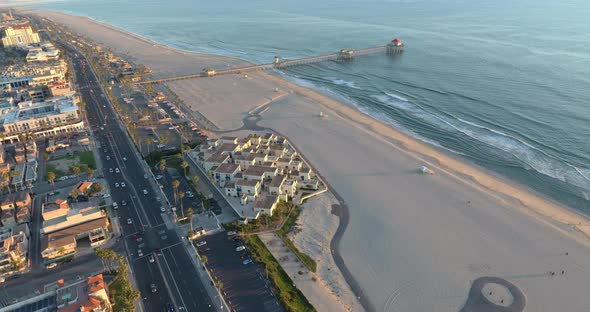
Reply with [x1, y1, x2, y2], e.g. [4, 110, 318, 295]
[68, 43, 216, 311]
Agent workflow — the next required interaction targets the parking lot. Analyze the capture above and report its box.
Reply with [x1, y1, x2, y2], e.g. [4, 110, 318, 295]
[194, 232, 283, 312]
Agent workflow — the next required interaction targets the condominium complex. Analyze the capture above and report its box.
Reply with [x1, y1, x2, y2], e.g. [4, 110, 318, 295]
[194, 133, 321, 219]
[1, 22, 40, 48]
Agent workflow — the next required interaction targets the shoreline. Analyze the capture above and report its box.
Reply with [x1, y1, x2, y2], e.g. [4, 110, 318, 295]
[29, 9, 590, 311]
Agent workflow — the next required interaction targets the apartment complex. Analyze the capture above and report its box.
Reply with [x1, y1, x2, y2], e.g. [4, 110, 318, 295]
[194, 133, 320, 219]
[1, 22, 41, 48]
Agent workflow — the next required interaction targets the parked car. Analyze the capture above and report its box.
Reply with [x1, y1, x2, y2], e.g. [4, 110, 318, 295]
[235, 246, 246, 252]
[242, 259, 253, 265]
[148, 254, 155, 263]
[155, 175, 163, 180]
[115, 168, 120, 174]
[227, 231, 237, 236]
[121, 182, 126, 187]
[123, 157, 127, 161]
[112, 202, 118, 209]
[138, 249, 143, 257]
[150, 283, 157, 293]
[121, 200, 127, 206]
[196, 241, 207, 247]
[109, 168, 113, 173]
[46, 263, 58, 269]
[106, 155, 110, 160]
[114, 182, 120, 188]
[127, 218, 132, 225]
[143, 189, 148, 195]
[160, 207, 166, 212]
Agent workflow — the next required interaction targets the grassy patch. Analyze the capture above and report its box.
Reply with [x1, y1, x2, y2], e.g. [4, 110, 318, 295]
[224, 201, 292, 234]
[45, 163, 66, 179]
[245, 235, 315, 312]
[277, 206, 317, 273]
[78, 151, 97, 169]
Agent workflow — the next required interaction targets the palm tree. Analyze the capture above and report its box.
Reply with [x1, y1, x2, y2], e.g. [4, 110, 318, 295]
[70, 189, 80, 202]
[192, 175, 200, 187]
[71, 165, 81, 178]
[145, 138, 154, 154]
[181, 161, 189, 177]
[85, 167, 93, 179]
[187, 208, 194, 232]
[159, 159, 166, 174]
[179, 191, 185, 219]
[47, 171, 56, 187]
[201, 255, 208, 266]
[172, 179, 180, 206]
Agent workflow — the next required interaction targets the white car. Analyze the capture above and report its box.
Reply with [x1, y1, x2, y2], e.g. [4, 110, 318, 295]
[123, 157, 127, 161]
[160, 207, 166, 212]
[138, 249, 143, 257]
[156, 197, 161, 202]
[109, 168, 113, 173]
[143, 189, 148, 195]
[196, 241, 207, 247]
[155, 175, 163, 180]
[235, 246, 246, 252]
[46, 263, 58, 269]
[102, 193, 111, 198]
[115, 182, 120, 188]
[112, 202, 118, 209]
[127, 218, 132, 225]
[121, 200, 127, 206]
[106, 155, 111, 160]
[121, 182, 126, 187]
[115, 168, 120, 174]
[148, 254, 155, 263]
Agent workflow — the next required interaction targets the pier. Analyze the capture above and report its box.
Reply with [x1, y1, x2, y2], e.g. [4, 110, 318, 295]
[137, 38, 403, 85]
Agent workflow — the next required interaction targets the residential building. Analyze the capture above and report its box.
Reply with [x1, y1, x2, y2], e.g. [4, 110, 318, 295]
[204, 151, 229, 172]
[213, 163, 241, 185]
[268, 175, 285, 196]
[235, 179, 260, 198]
[243, 165, 278, 182]
[0, 223, 29, 276]
[1, 209, 15, 227]
[254, 195, 280, 216]
[57, 274, 113, 312]
[1, 22, 41, 48]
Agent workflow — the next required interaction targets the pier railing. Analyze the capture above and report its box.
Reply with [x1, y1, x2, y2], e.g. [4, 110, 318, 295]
[137, 44, 397, 85]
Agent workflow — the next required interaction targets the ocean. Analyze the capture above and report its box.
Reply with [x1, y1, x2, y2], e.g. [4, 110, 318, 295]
[19, 0, 590, 211]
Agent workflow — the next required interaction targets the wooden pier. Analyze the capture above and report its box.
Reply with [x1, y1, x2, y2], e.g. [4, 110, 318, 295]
[137, 40, 403, 85]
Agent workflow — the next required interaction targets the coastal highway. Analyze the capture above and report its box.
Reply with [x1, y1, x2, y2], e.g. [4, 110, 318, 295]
[67, 43, 216, 311]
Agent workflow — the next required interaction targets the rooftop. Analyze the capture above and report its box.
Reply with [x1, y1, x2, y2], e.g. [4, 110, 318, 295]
[235, 180, 260, 187]
[41, 217, 108, 250]
[268, 175, 285, 188]
[214, 163, 240, 174]
[255, 195, 278, 210]
[205, 151, 229, 164]
[243, 165, 276, 177]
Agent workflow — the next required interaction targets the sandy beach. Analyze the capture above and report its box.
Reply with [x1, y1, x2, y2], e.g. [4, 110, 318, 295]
[29, 9, 590, 312]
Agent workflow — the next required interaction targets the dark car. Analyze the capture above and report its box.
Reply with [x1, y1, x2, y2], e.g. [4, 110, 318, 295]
[166, 303, 174, 312]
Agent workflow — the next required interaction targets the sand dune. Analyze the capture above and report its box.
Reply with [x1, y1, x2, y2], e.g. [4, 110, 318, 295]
[30, 9, 590, 312]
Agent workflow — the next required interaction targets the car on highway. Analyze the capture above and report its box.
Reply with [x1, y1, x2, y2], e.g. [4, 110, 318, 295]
[148, 254, 155, 263]
[121, 182, 126, 187]
[127, 218, 132, 225]
[160, 206, 166, 212]
[242, 259, 253, 265]
[114, 182, 120, 188]
[138, 249, 143, 257]
[150, 283, 157, 293]
[109, 168, 113, 173]
[196, 241, 207, 247]
[115, 168, 120, 174]
[235, 246, 246, 252]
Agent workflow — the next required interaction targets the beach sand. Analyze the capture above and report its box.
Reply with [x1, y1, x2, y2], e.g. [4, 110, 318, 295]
[30, 9, 590, 312]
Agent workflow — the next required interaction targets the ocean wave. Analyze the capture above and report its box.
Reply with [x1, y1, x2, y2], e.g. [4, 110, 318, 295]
[329, 78, 361, 89]
[374, 92, 590, 192]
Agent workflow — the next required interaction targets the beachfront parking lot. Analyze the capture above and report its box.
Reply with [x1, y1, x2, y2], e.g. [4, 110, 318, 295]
[194, 232, 283, 312]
